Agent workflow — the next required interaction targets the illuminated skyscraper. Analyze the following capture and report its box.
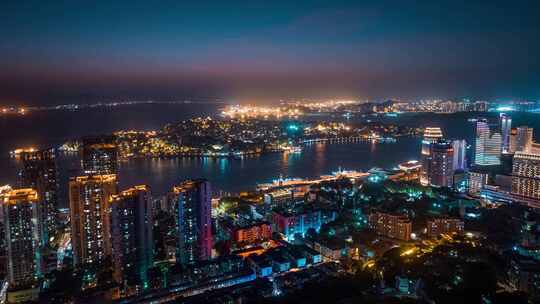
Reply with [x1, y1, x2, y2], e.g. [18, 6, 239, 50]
[474, 120, 502, 166]
[420, 127, 443, 185]
[512, 152, 540, 201]
[20, 148, 58, 245]
[515, 126, 534, 153]
[0, 185, 13, 281]
[429, 140, 454, 187]
[499, 113, 512, 154]
[452, 139, 467, 171]
[1, 188, 41, 287]
[110, 185, 153, 288]
[172, 179, 213, 265]
[81, 135, 118, 175]
[69, 174, 117, 266]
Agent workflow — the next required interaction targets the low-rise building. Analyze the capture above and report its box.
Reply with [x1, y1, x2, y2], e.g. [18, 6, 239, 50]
[468, 170, 489, 196]
[227, 221, 272, 248]
[509, 257, 540, 301]
[426, 217, 464, 238]
[272, 207, 331, 241]
[247, 254, 273, 278]
[305, 238, 356, 261]
[368, 212, 412, 241]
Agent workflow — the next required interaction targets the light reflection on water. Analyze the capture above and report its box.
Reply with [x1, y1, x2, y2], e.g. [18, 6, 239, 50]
[5, 108, 539, 206]
[116, 138, 419, 196]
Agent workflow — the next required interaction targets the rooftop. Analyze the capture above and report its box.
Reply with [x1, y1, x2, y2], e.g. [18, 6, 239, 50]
[71, 174, 117, 183]
[2, 188, 39, 203]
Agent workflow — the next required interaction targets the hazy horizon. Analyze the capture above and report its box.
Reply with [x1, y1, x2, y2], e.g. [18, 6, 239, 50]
[2, 0, 540, 105]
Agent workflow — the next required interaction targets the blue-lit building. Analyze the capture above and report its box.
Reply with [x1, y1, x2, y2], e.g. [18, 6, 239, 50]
[172, 179, 213, 265]
[272, 206, 336, 241]
[474, 119, 502, 166]
[500, 113, 512, 154]
[452, 139, 467, 171]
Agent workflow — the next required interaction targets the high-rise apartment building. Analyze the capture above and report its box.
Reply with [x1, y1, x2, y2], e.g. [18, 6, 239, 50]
[69, 174, 117, 266]
[474, 120, 502, 166]
[430, 140, 454, 187]
[19, 148, 58, 245]
[500, 113, 512, 154]
[110, 185, 153, 288]
[452, 140, 467, 171]
[512, 152, 540, 201]
[1, 189, 41, 287]
[0, 187, 8, 280]
[172, 179, 213, 265]
[81, 135, 118, 175]
[420, 127, 443, 185]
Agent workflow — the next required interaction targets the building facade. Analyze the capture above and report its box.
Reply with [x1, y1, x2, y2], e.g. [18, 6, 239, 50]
[509, 128, 518, 154]
[515, 127, 534, 153]
[229, 221, 272, 247]
[420, 127, 443, 186]
[1, 189, 41, 287]
[368, 212, 412, 241]
[172, 179, 213, 265]
[500, 113, 512, 154]
[272, 209, 324, 241]
[468, 170, 489, 196]
[110, 185, 154, 289]
[452, 139, 467, 171]
[512, 152, 540, 201]
[474, 119, 502, 166]
[19, 148, 58, 245]
[426, 218, 464, 238]
[81, 135, 118, 175]
[430, 140, 454, 187]
[69, 174, 117, 266]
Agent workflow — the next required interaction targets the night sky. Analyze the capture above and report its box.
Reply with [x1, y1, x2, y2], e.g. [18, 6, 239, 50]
[1, 0, 539, 104]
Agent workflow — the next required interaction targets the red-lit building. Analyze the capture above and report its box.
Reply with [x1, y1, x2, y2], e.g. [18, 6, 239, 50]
[231, 222, 272, 246]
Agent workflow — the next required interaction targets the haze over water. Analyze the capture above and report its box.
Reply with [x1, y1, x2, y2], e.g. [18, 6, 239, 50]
[1, 103, 539, 207]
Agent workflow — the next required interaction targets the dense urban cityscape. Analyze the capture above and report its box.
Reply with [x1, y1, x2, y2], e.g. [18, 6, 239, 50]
[0, 98, 540, 303]
[2, 1, 540, 303]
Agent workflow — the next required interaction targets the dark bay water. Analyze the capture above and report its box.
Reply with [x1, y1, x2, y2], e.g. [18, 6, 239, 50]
[116, 138, 420, 196]
[1, 104, 539, 207]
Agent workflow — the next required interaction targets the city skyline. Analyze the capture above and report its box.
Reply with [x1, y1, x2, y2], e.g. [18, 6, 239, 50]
[1, 1, 540, 104]
[1, 98, 540, 303]
[2, 2, 540, 303]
